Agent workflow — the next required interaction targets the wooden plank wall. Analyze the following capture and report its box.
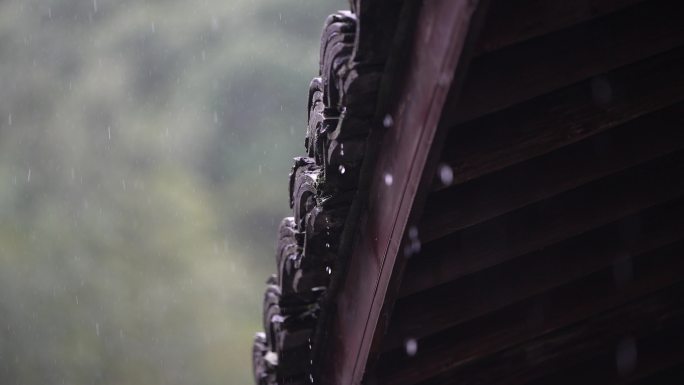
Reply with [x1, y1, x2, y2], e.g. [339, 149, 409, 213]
[372, 0, 684, 384]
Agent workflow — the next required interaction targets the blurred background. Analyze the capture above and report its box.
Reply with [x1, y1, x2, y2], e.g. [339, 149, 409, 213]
[0, 0, 340, 383]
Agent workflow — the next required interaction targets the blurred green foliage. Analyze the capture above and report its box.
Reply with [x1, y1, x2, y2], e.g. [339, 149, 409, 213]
[0, 0, 340, 383]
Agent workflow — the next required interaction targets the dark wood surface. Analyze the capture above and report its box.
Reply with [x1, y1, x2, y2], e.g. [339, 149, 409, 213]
[413, 282, 684, 385]
[316, 1, 488, 384]
[402, 150, 684, 296]
[474, 0, 646, 54]
[523, 326, 684, 385]
[438, 46, 684, 190]
[443, 0, 684, 126]
[423, 102, 684, 242]
[254, 0, 684, 383]
[369, 1, 684, 384]
[379, 254, 684, 384]
[386, 199, 684, 348]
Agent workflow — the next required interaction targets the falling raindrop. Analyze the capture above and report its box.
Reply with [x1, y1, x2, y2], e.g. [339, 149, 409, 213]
[383, 114, 394, 128]
[325, 243, 331, 249]
[27, 168, 31, 183]
[340, 143, 345, 156]
[384, 173, 393, 186]
[405, 338, 418, 357]
[213, 111, 218, 124]
[438, 71, 453, 87]
[8, 113, 12, 126]
[616, 337, 637, 376]
[410, 239, 421, 255]
[438, 163, 454, 186]
[326, 266, 332, 275]
[95, 322, 100, 336]
[93, 0, 98, 13]
[107, 125, 111, 140]
[338, 165, 346, 175]
[408, 226, 419, 240]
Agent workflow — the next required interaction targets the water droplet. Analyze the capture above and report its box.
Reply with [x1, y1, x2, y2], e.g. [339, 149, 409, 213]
[265, 351, 278, 366]
[338, 165, 346, 174]
[8, 113, 12, 126]
[26, 168, 31, 183]
[383, 114, 394, 128]
[213, 111, 218, 124]
[325, 243, 331, 249]
[107, 125, 111, 140]
[404, 243, 414, 258]
[616, 337, 637, 376]
[95, 322, 100, 336]
[405, 338, 418, 357]
[408, 226, 419, 240]
[438, 71, 453, 87]
[326, 266, 332, 275]
[411, 239, 421, 255]
[438, 163, 454, 186]
[151, 22, 156, 34]
[384, 173, 393, 186]
[340, 143, 345, 156]
[258, 165, 263, 174]
[93, 0, 98, 13]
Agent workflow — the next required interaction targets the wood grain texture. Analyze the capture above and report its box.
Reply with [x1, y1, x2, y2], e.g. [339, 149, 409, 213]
[443, 0, 684, 125]
[386, 199, 684, 348]
[378, 248, 684, 385]
[403, 150, 684, 296]
[475, 0, 646, 54]
[416, 282, 684, 385]
[423, 102, 684, 242]
[316, 2, 486, 384]
[439, 45, 684, 189]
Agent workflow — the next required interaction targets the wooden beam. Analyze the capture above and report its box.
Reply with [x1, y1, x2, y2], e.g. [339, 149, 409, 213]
[422, 102, 684, 242]
[385, 198, 684, 347]
[475, 0, 646, 54]
[415, 282, 684, 385]
[316, 1, 488, 384]
[631, 363, 684, 385]
[522, 326, 684, 385]
[378, 248, 684, 385]
[440, 45, 684, 188]
[403, 150, 684, 295]
[443, 0, 684, 125]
